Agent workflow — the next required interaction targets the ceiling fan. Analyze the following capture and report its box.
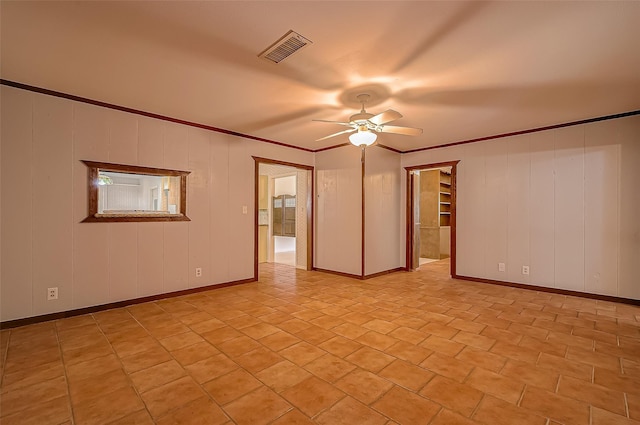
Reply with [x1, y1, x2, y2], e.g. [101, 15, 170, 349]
[313, 94, 423, 147]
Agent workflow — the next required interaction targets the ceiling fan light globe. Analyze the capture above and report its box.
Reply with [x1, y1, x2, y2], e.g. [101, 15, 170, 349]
[349, 130, 377, 147]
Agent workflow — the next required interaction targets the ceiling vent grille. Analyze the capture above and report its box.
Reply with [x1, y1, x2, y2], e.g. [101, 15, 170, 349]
[259, 30, 312, 63]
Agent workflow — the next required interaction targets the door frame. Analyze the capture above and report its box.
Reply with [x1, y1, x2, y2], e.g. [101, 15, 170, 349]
[405, 160, 460, 276]
[253, 157, 314, 276]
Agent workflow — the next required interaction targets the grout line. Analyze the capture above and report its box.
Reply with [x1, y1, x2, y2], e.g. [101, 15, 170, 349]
[54, 322, 77, 424]
[469, 393, 485, 420]
[0, 330, 12, 389]
[624, 393, 630, 418]
[516, 383, 527, 406]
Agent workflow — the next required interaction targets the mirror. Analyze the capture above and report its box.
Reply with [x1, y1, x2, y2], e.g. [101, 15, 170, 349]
[81, 160, 190, 222]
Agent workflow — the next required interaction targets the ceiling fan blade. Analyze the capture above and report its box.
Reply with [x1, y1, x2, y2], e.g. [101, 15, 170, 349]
[368, 109, 403, 125]
[315, 128, 356, 141]
[312, 119, 355, 127]
[380, 125, 423, 136]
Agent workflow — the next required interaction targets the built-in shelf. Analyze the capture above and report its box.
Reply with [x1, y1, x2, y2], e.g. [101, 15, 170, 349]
[439, 170, 451, 227]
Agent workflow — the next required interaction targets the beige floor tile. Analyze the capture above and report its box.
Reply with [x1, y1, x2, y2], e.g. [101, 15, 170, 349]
[455, 346, 507, 372]
[566, 345, 623, 372]
[189, 318, 227, 334]
[203, 368, 263, 405]
[356, 331, 400, 351]
[269, 409, 315, 425]
[318, 335, 363, 358]
[4, 346, 61, 374]
[346, 346, 396, 373]
[591, 407, 640, 425]
[430, 408, 479, 425]
[111, 335, 160, 358]
[500, 358, 559, 391]
[65, 353, 122, 383]
[256, 360, 312, 392]
[384, 340, 433, 365]
[158, 331, 204, 351]
[536, 352, 593, 381]
[420, 334, 465, 356]
[120, 344, 172, 374]
[387, 326, 428, 344]
[259, 330, 301, 351]
[200, 326, 243, 345]
[419, 374, 484, 417]
[106, 409, 155, 425]
[334, 368, 394, 405]
[420, 352, 474, 382]
[2, 261, 638, 425]
[465, 367, 524, 404]
[62, 340, 114, 366]
[0, 375, 68, 417]
[140, 375, 206, 419]
[68, 368, 131, 406]
[240, 322, 280, 339]
[281, 376, 345, 417]
[315, 396, 387, 425]
[333, 322, 370, 339]
[489, 340, 539, 364]
[379, 359, 434, 392]
[452, 330, 496, 350]
[372, 386, 440, 424]
[171, 341, 220, 367]
[130, 359, 186, 393]
[420, 322, 460, 339]
[185, 353, 238, 384]
[217, 335, 262, 358]
[0, 395, 71, 425]
[234, 346, 284, 373]
[557, 375, 626, 416]
[73, 385, 144, 425]
[223, 386, 292, 425]
[294, 325, 336, 345]
[363, 319, 400, 334]
[627, 393, 640, 421]
[304, 353, 357, 383]
[520, 385, 590, 425]
[279, 341, 327, 366]
[309, 314, 345, 330]
[594, 367, 640, 395]
[473, 395, 546, 425]
[1, 360, 64, 393]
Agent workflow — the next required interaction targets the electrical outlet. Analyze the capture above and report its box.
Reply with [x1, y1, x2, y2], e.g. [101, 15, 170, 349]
[498, 263, 506, 272]
[195, 267, 202, 278]
[522, 266, 530, 275]
[242, 206, 248, 214]
[47, 287, 58, 301]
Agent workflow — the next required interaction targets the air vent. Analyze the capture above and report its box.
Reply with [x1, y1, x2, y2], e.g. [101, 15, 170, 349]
[259, 30, 312, 63]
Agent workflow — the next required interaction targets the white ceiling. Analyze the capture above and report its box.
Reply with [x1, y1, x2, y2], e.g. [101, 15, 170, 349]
[2, 1, 639, 152]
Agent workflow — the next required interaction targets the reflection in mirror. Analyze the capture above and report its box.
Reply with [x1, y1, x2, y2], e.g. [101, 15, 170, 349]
[82, 161, 190, 222]
[97, 171, 181, 215]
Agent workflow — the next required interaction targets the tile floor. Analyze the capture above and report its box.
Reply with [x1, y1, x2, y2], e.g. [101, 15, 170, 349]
[1, 260, 639, 425]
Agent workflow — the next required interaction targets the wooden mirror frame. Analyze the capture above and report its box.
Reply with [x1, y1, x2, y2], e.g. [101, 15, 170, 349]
[81, 160, 190, 223]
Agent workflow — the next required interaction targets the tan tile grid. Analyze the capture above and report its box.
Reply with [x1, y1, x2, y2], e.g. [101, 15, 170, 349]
[1, 260, 640, 424]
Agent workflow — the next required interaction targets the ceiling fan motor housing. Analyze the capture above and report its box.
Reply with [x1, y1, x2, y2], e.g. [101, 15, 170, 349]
[350, 112, 373, 122]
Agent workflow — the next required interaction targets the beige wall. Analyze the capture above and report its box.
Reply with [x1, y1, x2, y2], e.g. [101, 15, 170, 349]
[364, 146, 403, 276]
[0, 86, 313, 321]
[402, 114, 640, 300]
[2, 84, 639, 323]
[315, 146, 363, 276]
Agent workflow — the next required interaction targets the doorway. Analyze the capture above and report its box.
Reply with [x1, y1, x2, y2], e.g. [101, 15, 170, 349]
[406, 161, 459, 276]
[254, 157, 313, 274]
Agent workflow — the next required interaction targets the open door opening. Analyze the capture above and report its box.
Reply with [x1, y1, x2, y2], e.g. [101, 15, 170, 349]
[254, 158, 314, 275]
[406, 161, 459, 276]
